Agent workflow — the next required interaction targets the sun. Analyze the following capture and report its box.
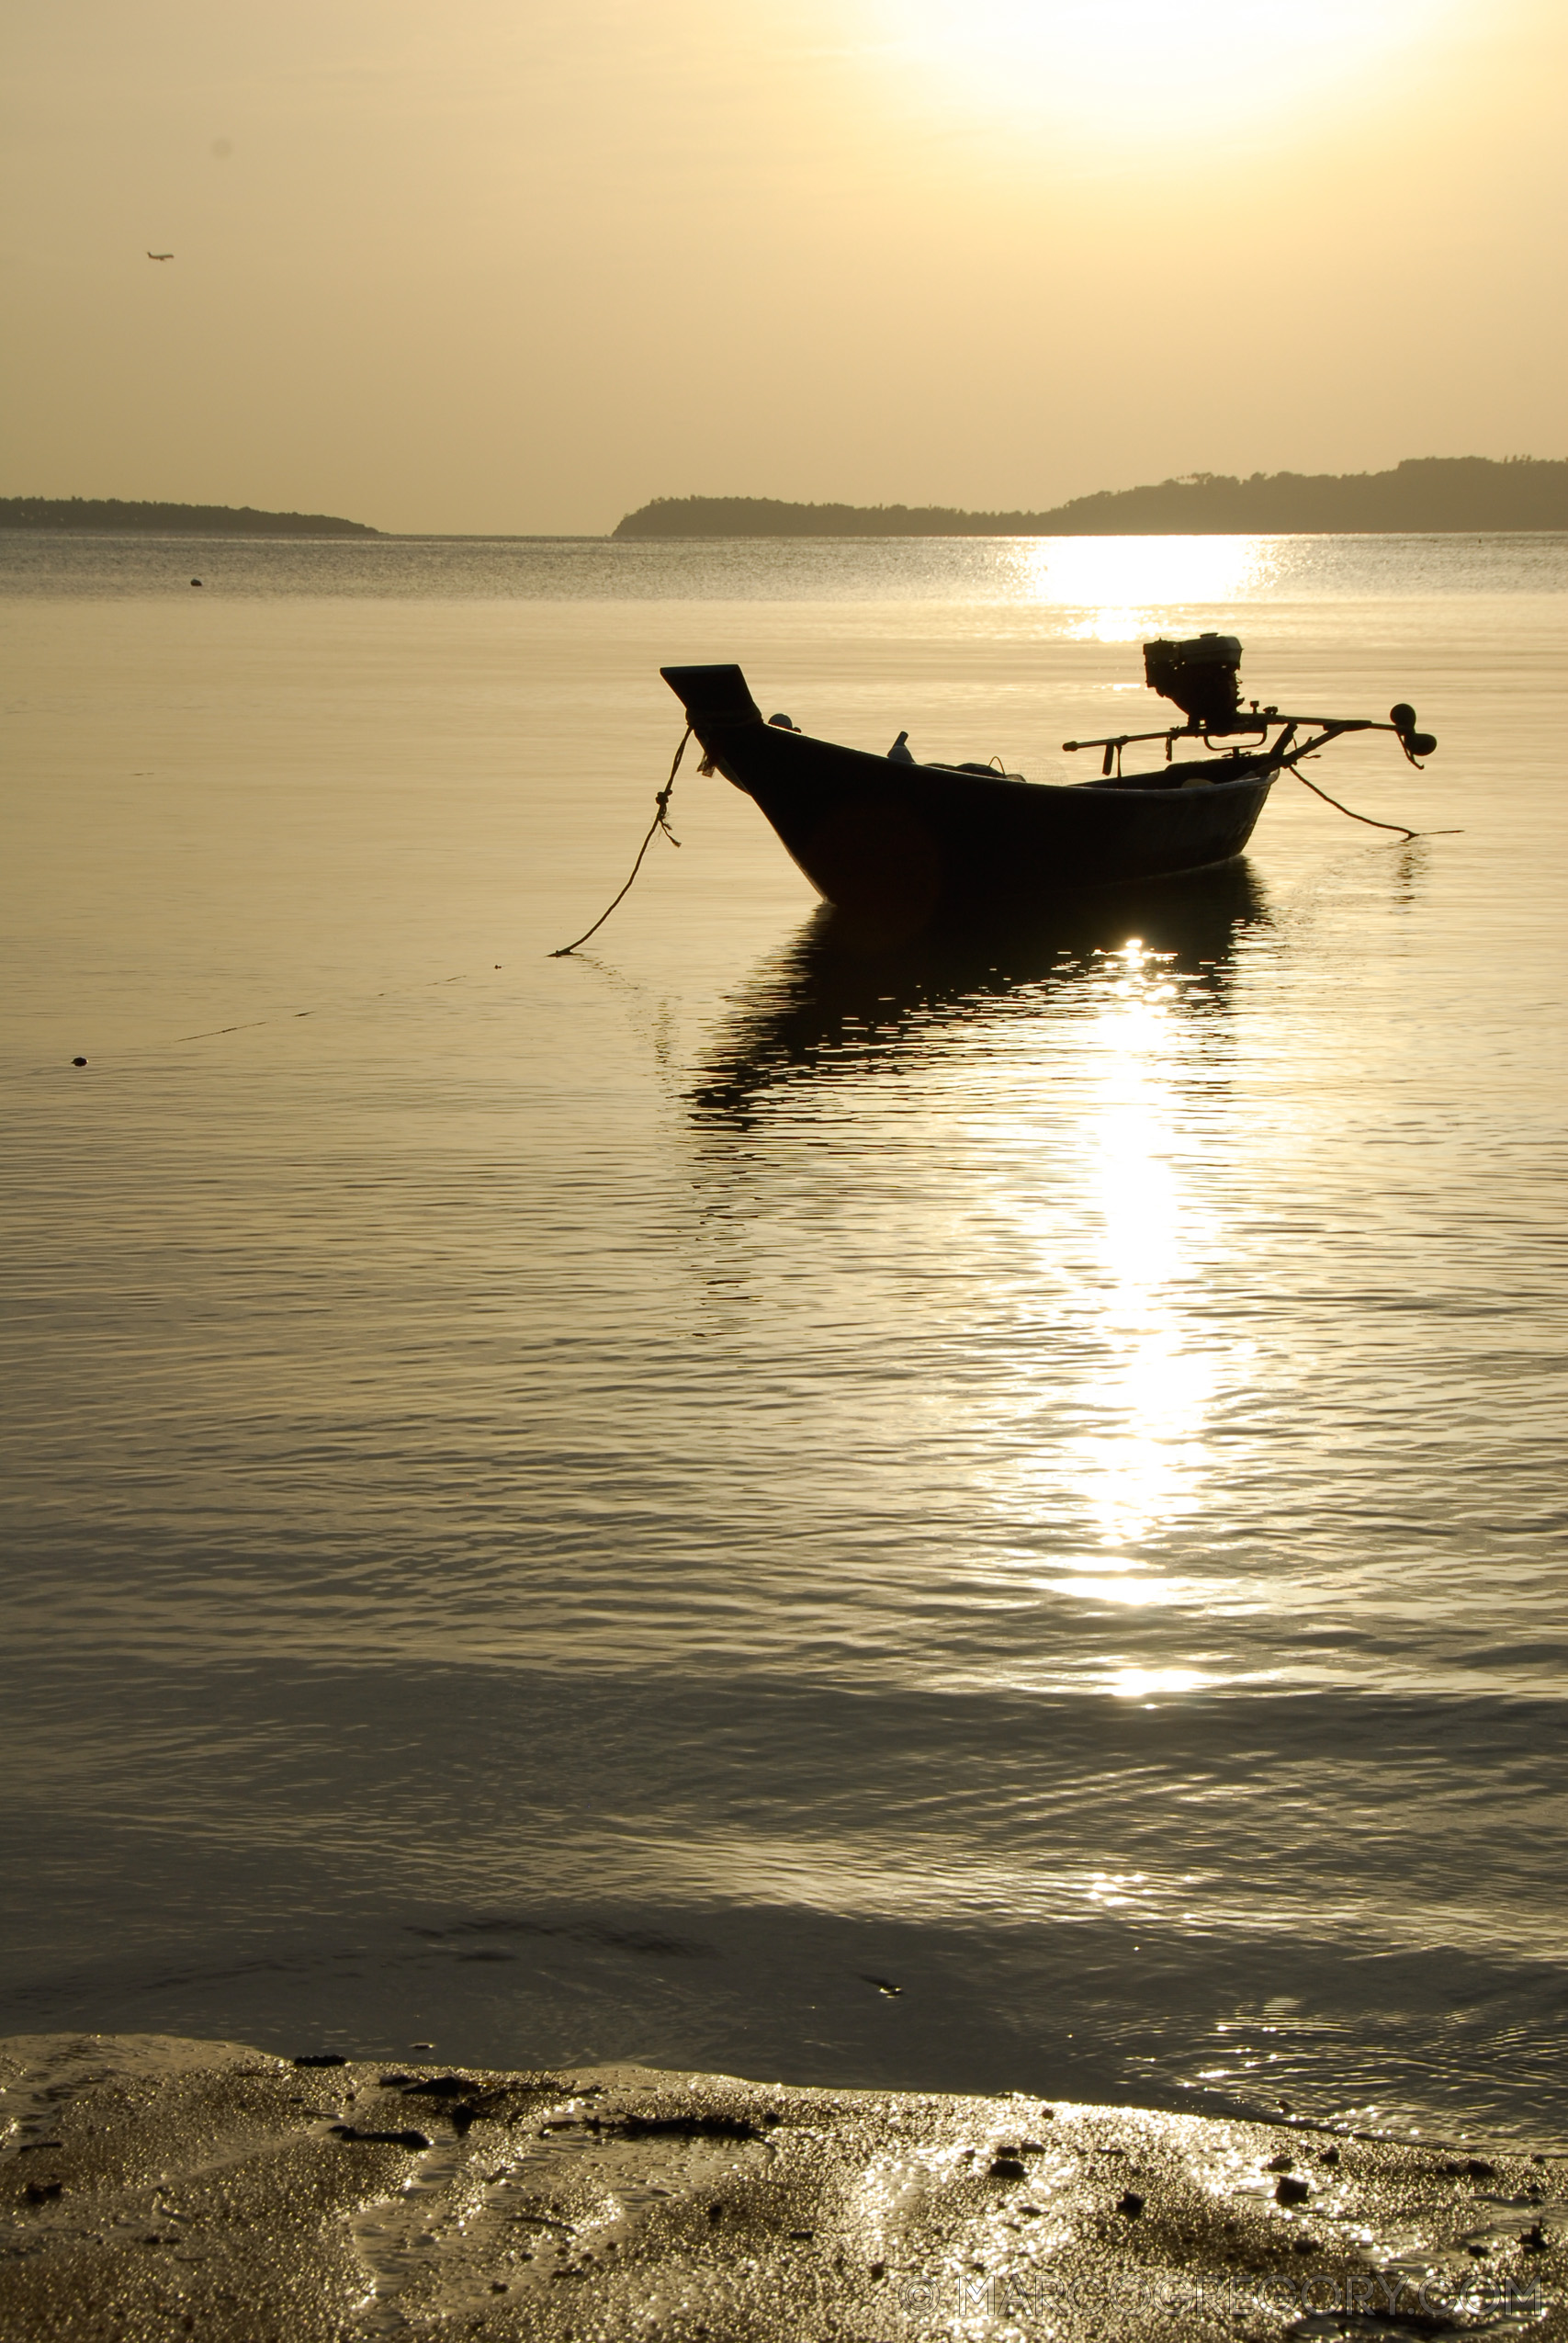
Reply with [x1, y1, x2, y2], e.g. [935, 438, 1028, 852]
[870, 0, 1458, 136]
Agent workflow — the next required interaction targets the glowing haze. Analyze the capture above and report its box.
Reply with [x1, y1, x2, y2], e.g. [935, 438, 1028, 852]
[2, 0, 1562, 532]
[875, 0, 1465, 122]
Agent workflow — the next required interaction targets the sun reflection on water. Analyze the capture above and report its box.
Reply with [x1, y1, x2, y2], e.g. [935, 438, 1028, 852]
[1079, 941, 1216, 1557]
[1001, 534, 1282, 639]
[1109, 1666, 1209, 1701]
[1049, 1572, 1189, 1608]
[969, 936, 1227, 1691]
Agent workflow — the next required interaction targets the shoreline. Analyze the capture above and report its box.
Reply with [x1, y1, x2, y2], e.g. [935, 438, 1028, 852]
[7, 526, 1568, 544]
[4, 2033, 1563, 2339]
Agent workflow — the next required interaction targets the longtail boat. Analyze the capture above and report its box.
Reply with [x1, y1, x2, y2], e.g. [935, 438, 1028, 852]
[660, 635, 1434, 931]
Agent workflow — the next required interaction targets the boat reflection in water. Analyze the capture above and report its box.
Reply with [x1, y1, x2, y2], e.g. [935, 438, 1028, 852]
[688, 855, 1269, 1131]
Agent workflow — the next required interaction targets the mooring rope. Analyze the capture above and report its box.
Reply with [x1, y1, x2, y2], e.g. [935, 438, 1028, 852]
[549, 725, 691, 958]
[32, 729, 696, 1070]
[1290, 766, 1461, 843]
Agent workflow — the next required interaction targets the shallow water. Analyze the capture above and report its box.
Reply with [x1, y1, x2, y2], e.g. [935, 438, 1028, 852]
[3, 532, 1565, 2146]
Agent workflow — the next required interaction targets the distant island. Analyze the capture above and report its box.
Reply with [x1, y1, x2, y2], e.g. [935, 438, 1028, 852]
[614, 458, 1568, 538]
[0, 498, 379, 536]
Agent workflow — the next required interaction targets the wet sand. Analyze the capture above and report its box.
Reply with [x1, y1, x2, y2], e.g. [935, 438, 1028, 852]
[3, 2033, 1563, 2338]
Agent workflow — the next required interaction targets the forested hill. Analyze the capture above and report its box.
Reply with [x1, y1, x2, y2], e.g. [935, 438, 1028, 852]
[1, 498, 379, 536]
[614, 458, 1568, 538]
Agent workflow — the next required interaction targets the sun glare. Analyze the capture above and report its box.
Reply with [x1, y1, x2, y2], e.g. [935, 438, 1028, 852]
[1010, 536, 1278, 628]
[874, 0, 1456, 133]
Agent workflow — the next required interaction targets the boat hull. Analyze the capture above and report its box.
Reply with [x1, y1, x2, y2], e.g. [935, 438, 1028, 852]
[662, 663, 1275, 929]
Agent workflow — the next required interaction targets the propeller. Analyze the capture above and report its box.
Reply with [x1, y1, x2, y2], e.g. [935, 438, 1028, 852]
[1389, 703, 1438, 761]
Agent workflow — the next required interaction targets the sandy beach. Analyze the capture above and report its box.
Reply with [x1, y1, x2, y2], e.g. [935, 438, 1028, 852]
[3, 2032, 1563, 2338]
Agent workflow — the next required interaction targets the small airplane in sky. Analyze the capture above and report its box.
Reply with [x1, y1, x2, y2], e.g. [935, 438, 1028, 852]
[147, 251, 174, 261]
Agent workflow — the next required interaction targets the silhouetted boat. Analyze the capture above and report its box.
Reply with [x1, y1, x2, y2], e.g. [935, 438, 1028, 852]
[660, 636, 1434, 935]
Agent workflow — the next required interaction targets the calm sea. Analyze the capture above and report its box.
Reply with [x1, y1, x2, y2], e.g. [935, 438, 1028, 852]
[3, 531, 1565, 2149]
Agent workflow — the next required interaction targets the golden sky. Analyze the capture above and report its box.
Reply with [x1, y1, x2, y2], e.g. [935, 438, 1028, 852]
[4, 0, 1563, 532]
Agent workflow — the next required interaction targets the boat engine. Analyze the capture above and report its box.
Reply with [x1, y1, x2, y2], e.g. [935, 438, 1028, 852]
[1143, 633, 1244, 727]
